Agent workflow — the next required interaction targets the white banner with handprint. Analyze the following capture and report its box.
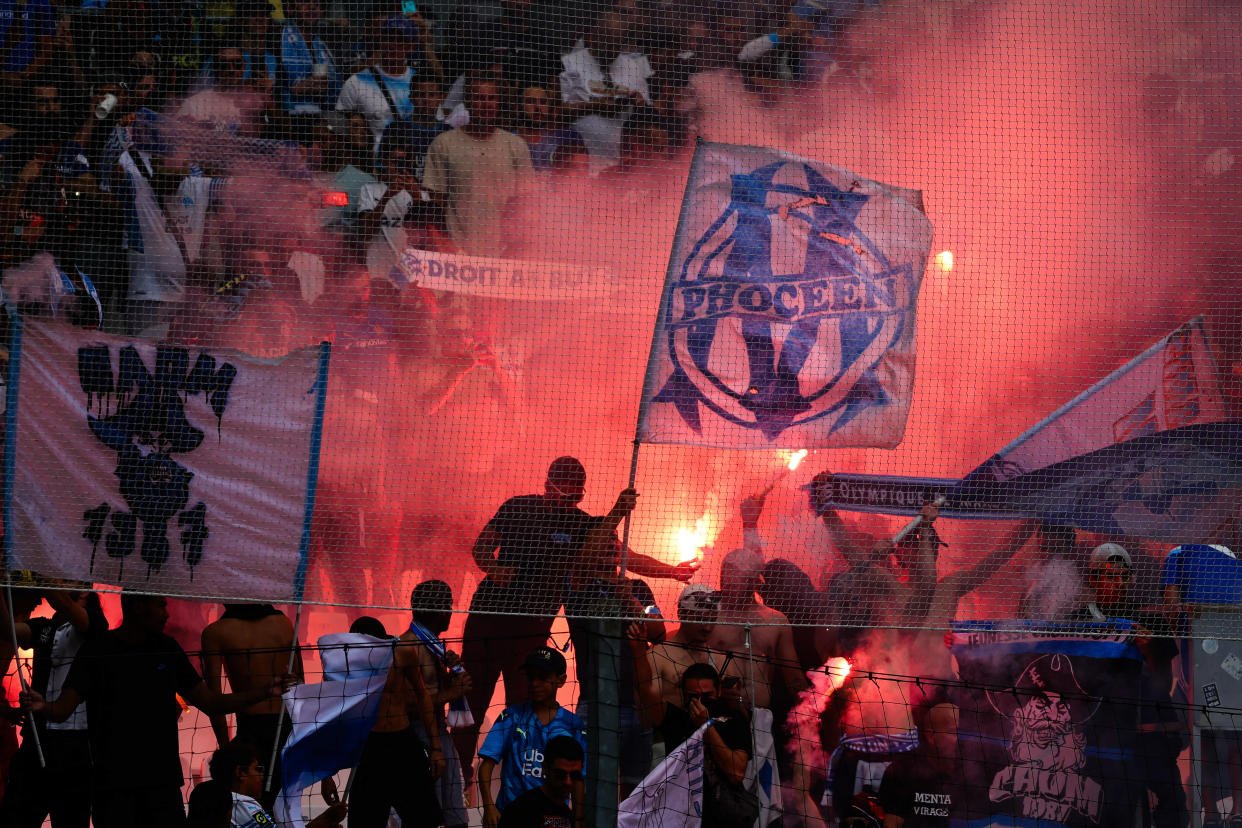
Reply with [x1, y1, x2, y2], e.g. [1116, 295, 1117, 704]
[5, 318, 330, 601]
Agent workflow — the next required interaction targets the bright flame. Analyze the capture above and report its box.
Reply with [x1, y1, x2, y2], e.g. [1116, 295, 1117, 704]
[786, 449, 808, 471]
[676, 515, 712, 563]
[936, 250, 954, 271]
[825, 657, 851, 687]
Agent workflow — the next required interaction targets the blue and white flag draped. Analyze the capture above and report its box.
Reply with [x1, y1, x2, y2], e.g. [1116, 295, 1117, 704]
[275, 633, 394, 828]
[955, 316, 1240, 540]
[637, 141, 934, 449]
[619, 723, 708, 828]
[747, 709, 781, 827]
[820, 318, 1242, 541]
[948, 622, 1145, 828]
[3, 318, 330, 601]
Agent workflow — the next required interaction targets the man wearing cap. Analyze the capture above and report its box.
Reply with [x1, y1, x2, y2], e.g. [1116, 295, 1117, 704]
[649, 583, 722, 708]
[1069, 543, 1187, 828]
[477, 646, 587, 828]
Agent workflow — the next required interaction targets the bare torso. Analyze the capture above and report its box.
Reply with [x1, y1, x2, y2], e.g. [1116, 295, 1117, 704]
[414, 635, 445, 727]
[373, 634, 420, 733]
[201, 613, 295, 716]
[650, 634, 721, 707]
[707, 602, 791, 709]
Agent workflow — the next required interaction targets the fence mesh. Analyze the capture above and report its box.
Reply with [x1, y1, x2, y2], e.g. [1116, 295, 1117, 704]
[0, 0, 1240, 824]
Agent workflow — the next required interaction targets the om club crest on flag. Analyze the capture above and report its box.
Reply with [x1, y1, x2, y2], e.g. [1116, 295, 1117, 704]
[638, 141, 935, 449]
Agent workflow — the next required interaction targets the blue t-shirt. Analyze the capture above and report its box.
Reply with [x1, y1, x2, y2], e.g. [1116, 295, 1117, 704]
[478, 703, 587, 811]
[279, 22, 338, 113]
[1162, 544, 1242, 604]
[0, 0, 54, 73]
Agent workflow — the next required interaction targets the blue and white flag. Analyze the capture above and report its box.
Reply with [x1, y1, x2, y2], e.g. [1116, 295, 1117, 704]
[619, 723, 708, 828]
[275, 633, 394, 827]
[637, 141, 934, 449]
[4, 318, 330, 600]
[747, 708, 782, 827]
[955, 317, 1241, 541]
[965, 317, 1226, 486]
[821, 319, 1242, 541]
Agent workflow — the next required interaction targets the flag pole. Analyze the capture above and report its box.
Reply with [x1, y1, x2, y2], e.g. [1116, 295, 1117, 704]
[268, 341, 330, 795]
[0, 316, 40, 767]
[3, 581, 44, 767]
[620, 138, 708, 579]
[264, 600, 302, 795]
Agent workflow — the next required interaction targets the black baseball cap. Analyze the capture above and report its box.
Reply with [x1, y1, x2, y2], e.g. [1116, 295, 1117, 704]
[522, 646, 567, 675]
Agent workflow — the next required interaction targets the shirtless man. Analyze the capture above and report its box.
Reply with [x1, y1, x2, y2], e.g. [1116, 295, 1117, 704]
[708, 547, 809, 711]
[407, 580, 472, 828]
[649, 583, 722, 709]
[200, 602, 303, 809]
[348, 614, 446, 828]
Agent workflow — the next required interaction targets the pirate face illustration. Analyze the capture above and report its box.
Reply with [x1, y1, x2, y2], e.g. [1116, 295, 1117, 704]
[987, 655, 1103, 822]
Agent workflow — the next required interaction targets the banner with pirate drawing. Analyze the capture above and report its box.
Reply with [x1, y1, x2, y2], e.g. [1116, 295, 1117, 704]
[4, 318, 330, 601]
[637, 141, 934, 449]
[949, 622, 1145, 828]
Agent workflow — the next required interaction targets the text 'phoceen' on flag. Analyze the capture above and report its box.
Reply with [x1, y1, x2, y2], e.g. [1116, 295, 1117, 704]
[5, 318, 330, 601]
[637, 141, 934, 449]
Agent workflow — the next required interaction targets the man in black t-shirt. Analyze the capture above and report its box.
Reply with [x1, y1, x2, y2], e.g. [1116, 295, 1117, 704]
[21, 594, 291, 828]
[630, 653, 753, 811]
[878, 700, 972, 828]
[455, 457, 629, 784]
[497, 735, 583, 828]
[565, 516, 668, 796]
[0, 583, 105, 828]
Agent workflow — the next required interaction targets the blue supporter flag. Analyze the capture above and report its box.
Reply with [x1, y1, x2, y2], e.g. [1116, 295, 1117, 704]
[956, 317, 1242, 540]
[822, 318, 1242, 542]
[275, 633, 394, 827]
[949, 622, 1146, 828]
[637, 141, 934, 449]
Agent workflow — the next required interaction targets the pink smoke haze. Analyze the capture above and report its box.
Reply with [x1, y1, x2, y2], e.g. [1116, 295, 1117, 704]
[141, 0, 1242, 622]
[787, 657, 852, 771]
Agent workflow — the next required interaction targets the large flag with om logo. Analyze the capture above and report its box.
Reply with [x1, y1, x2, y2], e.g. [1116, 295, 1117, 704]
[5, 318, 330, 601]
[637, 141, 934, 449]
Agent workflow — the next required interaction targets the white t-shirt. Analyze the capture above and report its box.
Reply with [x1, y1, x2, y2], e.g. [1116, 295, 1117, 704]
[560, 41, 652, 172]
[358, 182, 417, 283]
[119, 150, 186, 303]
[178, 89, 243, 132]
[231, 791, 276, 828]
[168, 175, 225, 264]
[46, 619, 89, 731]
[337, 67, 416, 147]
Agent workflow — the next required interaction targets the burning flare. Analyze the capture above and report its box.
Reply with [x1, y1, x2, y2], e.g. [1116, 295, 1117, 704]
[936, 250, 955, 271]
[676, 514, 712, 563]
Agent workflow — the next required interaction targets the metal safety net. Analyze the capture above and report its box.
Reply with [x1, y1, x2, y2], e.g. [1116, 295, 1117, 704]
[0, 0, 1239, 825]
